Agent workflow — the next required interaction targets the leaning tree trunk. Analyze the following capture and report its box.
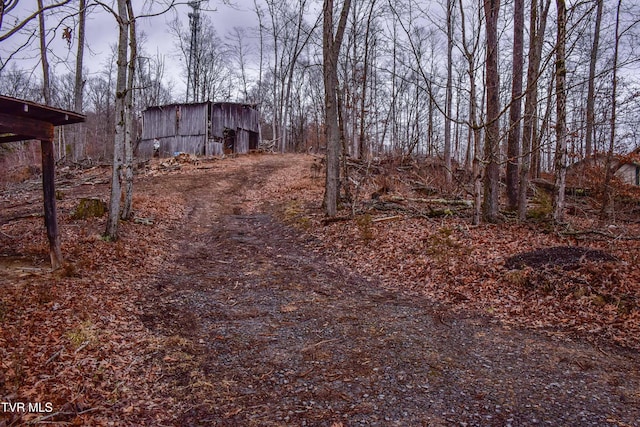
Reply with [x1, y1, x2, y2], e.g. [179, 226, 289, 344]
[74, 0, 86, 113]
[121, 0, 136, 221]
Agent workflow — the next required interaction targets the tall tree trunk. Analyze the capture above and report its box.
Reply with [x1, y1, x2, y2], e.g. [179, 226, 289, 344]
[444, 0, 454, 184]
[37, 0, 51, 106]
[105, 0, 129, 240]
[537, 67, 555, 175]
[281, 1, 316, 153]
[74, 0, 86, 113]
[600, 0, 622, 220]
[253, 0, 265, 111]
[358, 0, 376, 160]
[518, 0, 551, 220]
[323, 0, 351, 217]
[472, 101, 482, 226]
[483, 0, 501, 223]
[72, 0, 86, 161]
[585, 0, 603, 161]
[266, 0, 281, 151]
[458, 0, 482, 224]
[506, 0, 524, 211]
[121, 0, 136, 221]
[553, 0, 567, 223]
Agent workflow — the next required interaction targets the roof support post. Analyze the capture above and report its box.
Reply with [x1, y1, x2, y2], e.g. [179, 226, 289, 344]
[40, 137, 63, 270]
[0, 96, 85, 270]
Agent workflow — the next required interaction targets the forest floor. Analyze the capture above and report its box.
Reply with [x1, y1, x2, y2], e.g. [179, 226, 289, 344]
[1, 153, 639, 426]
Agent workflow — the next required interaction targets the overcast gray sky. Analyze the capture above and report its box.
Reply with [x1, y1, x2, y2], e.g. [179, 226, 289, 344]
[0, 1, 260, 97]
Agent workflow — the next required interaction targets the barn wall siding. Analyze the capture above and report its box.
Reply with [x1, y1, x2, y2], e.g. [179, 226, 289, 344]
[141, 102, 260, 158]
[616, 164, 640, 186]
[207, 141, 224, 156]
[210, 103, 260, 140]
[141, 108, 177, 139]
[236, 130, 250, 154]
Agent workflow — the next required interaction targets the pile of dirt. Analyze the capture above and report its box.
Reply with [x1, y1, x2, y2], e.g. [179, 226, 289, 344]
[504, 246, 618, 269]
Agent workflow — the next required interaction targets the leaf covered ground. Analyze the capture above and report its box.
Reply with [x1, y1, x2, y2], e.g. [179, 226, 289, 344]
[1, 153, 639, 426]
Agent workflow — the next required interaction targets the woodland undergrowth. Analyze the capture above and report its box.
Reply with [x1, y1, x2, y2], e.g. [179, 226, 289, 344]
[1, 154, 639, 425]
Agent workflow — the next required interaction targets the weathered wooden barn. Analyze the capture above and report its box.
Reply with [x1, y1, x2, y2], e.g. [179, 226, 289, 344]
[616, 161, 640, 185]
[139, 102, 260, 159]
[567, 150, 640, 186]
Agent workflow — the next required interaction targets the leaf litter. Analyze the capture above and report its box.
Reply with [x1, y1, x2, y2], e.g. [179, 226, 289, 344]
[0, 153, 639, 426]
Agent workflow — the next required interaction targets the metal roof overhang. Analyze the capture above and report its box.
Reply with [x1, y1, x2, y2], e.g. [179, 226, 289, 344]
[0, 95, 85, 143]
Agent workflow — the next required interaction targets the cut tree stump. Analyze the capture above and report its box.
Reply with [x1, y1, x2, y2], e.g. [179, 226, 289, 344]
[72, 198, 106, 220]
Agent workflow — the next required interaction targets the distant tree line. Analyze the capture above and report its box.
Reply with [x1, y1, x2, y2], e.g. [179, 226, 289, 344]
[2, 0, 640, 224]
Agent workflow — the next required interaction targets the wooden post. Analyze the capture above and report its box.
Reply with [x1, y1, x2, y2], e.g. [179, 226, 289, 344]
[41, 138, 63, 270]
[0, 97, 85, 270]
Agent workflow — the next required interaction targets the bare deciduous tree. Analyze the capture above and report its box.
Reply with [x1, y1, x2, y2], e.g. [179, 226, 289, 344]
[458, 0, 484, 225]
[120, 0, 137, 221]
[36, 0, 51, 105]
[104, 0, 130, 240]
[585, 0, 604, 161]
[552, 0, 568, 223]
[518, 0, 551, 220]
[444, 0, 454, 184]
[74, 0, 86, 113]
[323, 0, 351, 217]
[506, 0, 524, 211]
[483, 0, 501, 223]
[0, 0, 72, 43]
[600, 0, 624, 220]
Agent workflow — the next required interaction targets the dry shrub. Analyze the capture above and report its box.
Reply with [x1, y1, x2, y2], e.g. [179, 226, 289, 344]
[2, 165, 40, 184]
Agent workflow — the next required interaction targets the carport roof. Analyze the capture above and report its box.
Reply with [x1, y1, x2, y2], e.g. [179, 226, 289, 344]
[0, 95, 85, 144]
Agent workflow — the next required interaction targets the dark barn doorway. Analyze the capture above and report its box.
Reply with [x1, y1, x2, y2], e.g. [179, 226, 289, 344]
[223, 128, 236, 154]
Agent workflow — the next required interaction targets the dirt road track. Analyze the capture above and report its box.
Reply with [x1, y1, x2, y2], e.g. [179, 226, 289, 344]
[138, 155, 639, 426]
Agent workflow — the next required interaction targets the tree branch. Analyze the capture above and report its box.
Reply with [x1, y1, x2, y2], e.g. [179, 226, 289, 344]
[0, 0, 73, 42]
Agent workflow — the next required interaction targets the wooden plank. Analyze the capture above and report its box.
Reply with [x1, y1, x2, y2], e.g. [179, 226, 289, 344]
[41, 139, 63, 270]
[0, 95, 84, 126]
[0, 133, 35, 144]
[0, 113, 54, 141]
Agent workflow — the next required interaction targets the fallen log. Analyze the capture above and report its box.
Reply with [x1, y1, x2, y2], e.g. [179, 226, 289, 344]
[387, 195, 472, 207]
[321, 216, 352, 225]
[531, 179, 591, 196]
[371, 215, 402, 223]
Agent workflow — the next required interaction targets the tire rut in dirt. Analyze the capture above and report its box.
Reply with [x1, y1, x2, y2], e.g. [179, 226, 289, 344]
[140, 208, 639, 426]
[141, 213, 451, 425]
